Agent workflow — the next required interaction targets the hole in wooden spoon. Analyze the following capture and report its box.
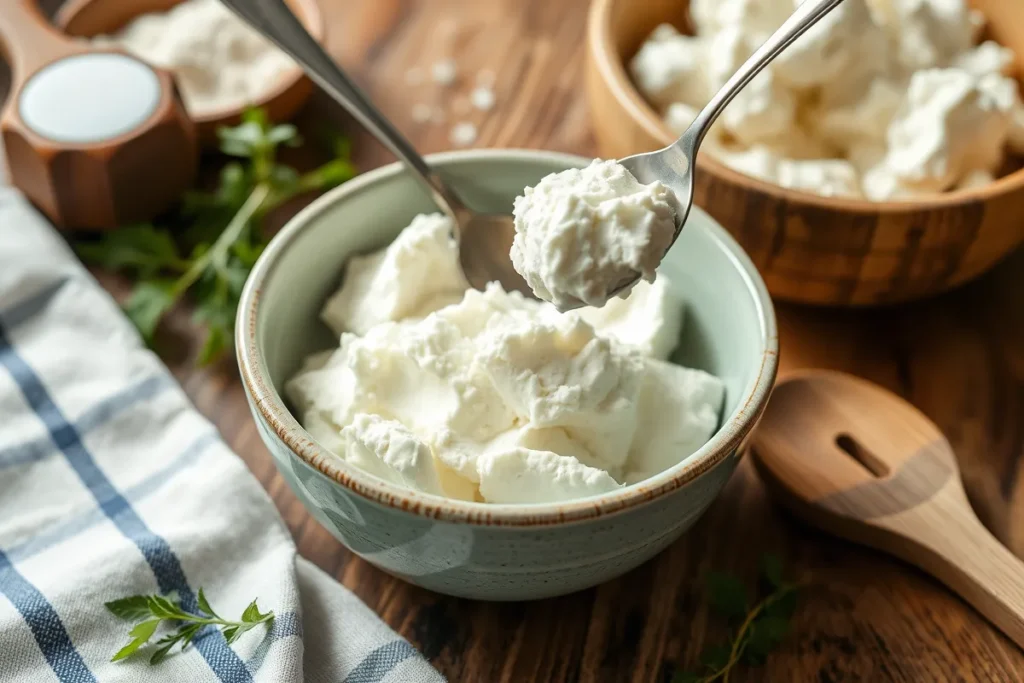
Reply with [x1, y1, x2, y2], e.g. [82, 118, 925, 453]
[835, 433, 890, 478]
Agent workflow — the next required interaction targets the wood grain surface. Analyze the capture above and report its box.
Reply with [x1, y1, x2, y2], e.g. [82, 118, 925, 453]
[21, 0, 1024, 680]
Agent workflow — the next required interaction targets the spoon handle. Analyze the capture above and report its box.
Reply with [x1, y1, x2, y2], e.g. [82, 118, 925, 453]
[905, 487, 1024, 649]
[685, 0, 847, 151]
[217, 0, 467, 220]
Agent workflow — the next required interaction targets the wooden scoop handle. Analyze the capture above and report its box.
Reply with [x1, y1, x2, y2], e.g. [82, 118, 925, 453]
[0, 0, 85, 76]
[752, 372, 1024, 650]
[900, 487, 1024, 649]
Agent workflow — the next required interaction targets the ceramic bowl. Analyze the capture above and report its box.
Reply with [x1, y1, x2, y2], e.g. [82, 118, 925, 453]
[56, 0, 323, 146]
[586, 0, 1024, 306]
[236, 149, 778, 601]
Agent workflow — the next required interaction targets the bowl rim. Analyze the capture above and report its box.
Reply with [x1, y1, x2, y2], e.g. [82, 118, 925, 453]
[54, 0, 325, 126]
[586, 0, 1024, 213]
[236, 148, 779, 527]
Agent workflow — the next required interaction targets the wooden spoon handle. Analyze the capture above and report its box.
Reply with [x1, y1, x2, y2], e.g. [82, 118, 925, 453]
[905, 493, 1024, 649]
[0, 0, 83, 76]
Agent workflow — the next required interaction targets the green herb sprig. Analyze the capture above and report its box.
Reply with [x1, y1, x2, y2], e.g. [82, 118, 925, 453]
[675, 555, 804, 683]
[76, 107, 356, 366]
[106, 589, 274, 665]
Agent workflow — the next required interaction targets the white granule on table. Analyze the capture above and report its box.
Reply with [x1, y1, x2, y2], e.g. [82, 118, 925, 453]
[449, 122, 477, 147]
[92, 0, 296, 118]
[431, 59, 458, 86]
[470, 87, 496, 111]
[411, 104, 433, 123]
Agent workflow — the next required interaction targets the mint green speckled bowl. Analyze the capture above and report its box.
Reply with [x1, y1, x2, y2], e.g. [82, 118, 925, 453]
[236, 149, 777, 601]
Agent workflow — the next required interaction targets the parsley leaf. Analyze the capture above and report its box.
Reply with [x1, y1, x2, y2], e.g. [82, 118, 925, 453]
[106, 589, 274, 665]
[674, 555, 806, 683]
[75, 106, 357, 366]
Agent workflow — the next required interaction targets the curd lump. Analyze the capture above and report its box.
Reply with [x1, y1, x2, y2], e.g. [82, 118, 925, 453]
[288, 214, 722, 504]
[510, 159, 679, 310]
[631, 0, 1024, 199]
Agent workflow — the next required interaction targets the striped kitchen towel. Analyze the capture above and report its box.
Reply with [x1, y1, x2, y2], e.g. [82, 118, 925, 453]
[0, 186, 445, 682]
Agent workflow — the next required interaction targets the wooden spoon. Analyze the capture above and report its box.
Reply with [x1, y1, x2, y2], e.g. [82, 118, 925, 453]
[750, 370, 1024, 649]
[0, 0, 197, 230]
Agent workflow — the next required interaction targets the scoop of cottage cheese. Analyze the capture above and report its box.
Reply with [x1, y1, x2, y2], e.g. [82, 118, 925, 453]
[630, 0, 1024, 199]
[510, 159, 679, 311]
[287, 214, 723, 505]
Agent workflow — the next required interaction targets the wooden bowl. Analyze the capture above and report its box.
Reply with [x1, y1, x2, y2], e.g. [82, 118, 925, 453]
[56, 0, 324, 147]
[586, 0, 1024, 306]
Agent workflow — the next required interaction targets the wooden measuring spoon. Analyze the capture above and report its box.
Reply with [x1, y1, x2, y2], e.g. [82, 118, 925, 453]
[750, 370, 1024, 649]
[0, 0, 197, 230]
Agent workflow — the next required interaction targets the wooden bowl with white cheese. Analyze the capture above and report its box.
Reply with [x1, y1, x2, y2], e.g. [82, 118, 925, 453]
[586, 0, 1024, 306]
[56, 0, 324, 146]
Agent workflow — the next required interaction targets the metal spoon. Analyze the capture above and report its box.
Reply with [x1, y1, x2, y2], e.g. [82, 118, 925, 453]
[219, 0, 845, 309]
[605, 0, 848, 307]
[217, 0, 533, 298]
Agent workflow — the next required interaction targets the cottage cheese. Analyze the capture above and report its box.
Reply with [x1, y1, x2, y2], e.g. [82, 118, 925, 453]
[510, 159, 679, 310]
[93, 0, 296, 117]
[631, 0, 1024, 199]
[287, 214, 723, 504]
[866, 69, 1015, 196]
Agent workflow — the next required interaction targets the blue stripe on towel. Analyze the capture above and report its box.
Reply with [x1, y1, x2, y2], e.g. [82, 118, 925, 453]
[0, 548, 96, 683]
[0, 278, 67, 330]
[0, 374, 174, 470]
[244, 610, 303, 675]
[0, 326, 252, 683]
[6, 431, 219, 564]
[342, 640, 418, 683]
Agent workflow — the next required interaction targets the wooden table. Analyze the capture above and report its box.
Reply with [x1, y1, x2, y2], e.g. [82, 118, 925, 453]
[54, 0, 1024, 680]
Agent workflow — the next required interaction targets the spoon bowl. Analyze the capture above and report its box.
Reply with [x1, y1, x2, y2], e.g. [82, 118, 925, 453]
[597, 0, 848, 305]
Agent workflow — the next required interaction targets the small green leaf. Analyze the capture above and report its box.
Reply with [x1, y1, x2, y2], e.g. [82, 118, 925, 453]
[129, 619, 161, 640]
[743, 615, 790, 664]
[148, 633, 181, 665]
[144, 595, 186, 621]
[270, 164, 300, 192]
[76, 225, 181, 276]
[111, 619, 160, 662]
[266, 123, 300, 146]
[763, 587, 799, 621]
[218, 121, 265, 157]
[221, 625, 240, 644]
[111, 638, 147, 663]
[231, 240, 264, 270]
[760, 554, 784, 590]
[177, 623, 204, 651]
[196, 588, 219, 619]
[124, 280, 178, 340]
[699, 643, 732, 671]
[706, 572, 749, 619]
[105, 595, 153, 621]
[240, 599, 271, 623]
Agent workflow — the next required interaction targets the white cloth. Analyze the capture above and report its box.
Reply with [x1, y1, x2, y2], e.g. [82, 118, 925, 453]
[0, 186, 446, 682]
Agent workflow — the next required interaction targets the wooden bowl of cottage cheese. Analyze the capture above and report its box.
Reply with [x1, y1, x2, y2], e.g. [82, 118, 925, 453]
[56, 0, 323, 145]
[236, 149, 778, 600]
[587, 0, 1024, 306]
